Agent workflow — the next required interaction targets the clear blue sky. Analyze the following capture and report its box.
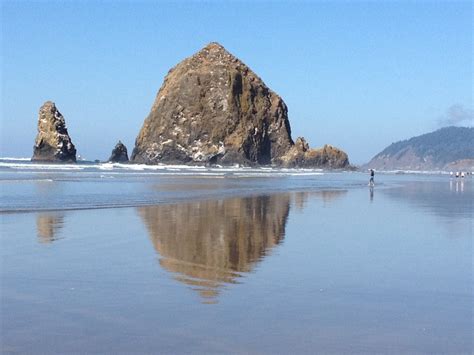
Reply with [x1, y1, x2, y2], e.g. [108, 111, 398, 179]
[1, 0, 472, 164]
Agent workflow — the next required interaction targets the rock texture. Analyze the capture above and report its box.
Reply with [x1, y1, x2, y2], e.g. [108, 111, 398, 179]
[108, 141, 129, 162]
[32, 101, 76, 162]
[366, 126, 474, 171]
[132, 42, 349, 168]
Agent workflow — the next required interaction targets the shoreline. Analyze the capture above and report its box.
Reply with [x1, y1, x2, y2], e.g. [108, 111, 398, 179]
[1, 185, 353, 214]
[1, 168, 468, 214]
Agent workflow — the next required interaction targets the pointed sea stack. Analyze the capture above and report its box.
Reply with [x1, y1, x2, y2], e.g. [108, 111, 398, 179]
[32, 101, 76, 162]
[108, 141, 129, 162]
[131, 42, 349, 168]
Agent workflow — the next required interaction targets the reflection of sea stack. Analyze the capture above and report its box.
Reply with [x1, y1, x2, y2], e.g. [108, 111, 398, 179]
[36, 213, 64, 243]
[32, 101, 76, 162]
[108, 141, 129, 162]
[138, 195, 290, 303]
[292, 190, 347, 210]
[131, 42, 349, 168]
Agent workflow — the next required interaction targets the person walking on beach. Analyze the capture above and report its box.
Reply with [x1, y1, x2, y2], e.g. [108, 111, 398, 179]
[369, 169, 375, 186]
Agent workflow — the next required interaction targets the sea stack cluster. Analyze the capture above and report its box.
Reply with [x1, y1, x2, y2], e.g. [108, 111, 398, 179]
[32, 43, 350, 168]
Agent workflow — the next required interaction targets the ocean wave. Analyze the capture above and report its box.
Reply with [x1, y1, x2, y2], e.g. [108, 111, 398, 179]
[0, 160, 327, 176]
[0, 178, 54, 183]
[0, 157, 31, 161]
[380, 170, 451, 175]
[99, 162, 209, 171]
[0, 162, 86, 170]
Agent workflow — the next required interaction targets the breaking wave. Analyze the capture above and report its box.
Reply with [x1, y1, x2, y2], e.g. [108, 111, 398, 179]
[0, 157, 31, 161]
[0, 159, 325, 177]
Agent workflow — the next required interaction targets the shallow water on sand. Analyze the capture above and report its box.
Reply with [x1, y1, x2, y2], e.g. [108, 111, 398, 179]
[1, 171, 472, 354]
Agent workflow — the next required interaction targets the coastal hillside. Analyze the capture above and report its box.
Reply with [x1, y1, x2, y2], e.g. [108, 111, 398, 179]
[366, 126, 474, 171]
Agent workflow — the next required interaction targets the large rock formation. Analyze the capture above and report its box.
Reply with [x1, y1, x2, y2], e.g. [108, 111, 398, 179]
[108, 140, 129, 162]
[32, 101, 76, 162]
[132, 42, 349, 168]
[366, 126, 474, 171]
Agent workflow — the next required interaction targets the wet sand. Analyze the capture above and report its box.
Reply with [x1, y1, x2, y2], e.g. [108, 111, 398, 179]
[1, 180, 472, 354]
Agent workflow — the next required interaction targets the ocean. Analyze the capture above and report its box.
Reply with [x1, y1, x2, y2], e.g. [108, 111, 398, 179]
[1, 158, 472, 354]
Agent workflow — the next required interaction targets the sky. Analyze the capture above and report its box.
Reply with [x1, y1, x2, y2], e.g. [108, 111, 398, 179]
[1, 0, 472, 164]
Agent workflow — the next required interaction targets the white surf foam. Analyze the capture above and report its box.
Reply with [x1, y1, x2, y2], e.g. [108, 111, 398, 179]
[0, 178, 54, 183]
[0, 160, 328, 177]
[0, 157, 31, 161]
[381, 169, 450, 175]
[0, 162, 86, 170]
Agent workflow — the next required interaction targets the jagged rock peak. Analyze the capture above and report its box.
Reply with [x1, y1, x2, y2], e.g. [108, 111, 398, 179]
[198, 42, 230, 55]
[108, 140, 129, 163]
[163, 42, 239, 81]
[32, 101, 76, 162]
[192, 42, 238, 62]
[204, 41, 227, 51]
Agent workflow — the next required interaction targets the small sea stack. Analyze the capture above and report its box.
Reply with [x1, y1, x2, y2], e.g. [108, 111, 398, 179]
[108, 141, 129, 163]
[32, 101, 76, 162]
[280, 137, 349, 168]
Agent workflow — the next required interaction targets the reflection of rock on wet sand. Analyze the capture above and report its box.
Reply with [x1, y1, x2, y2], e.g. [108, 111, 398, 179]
[36, 213, 64, 243]
[138, 195, 290, 303]
[292, 190, 347, 210]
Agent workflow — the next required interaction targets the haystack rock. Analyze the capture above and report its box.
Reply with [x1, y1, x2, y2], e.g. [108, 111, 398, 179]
[131, 42, 349, 168]
[32, 101, 76, 162]
[108, 140, 129, 162]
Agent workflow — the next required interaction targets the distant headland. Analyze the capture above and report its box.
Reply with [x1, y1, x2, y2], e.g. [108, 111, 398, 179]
[366, 126, 474, 171]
